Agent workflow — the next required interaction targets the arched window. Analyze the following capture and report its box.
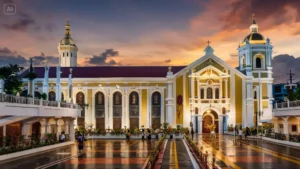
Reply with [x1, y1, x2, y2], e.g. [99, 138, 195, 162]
[152, 92, 161, 129]
[195, 107, 198, 114]
[207, 88, 213, 99]
[113, 92, 122, 129]
[63, 52, 64, 57]
[222, 107, 226, 114]
[215, 88, 219, 99]
[48, 91, 56, 101]
[129, 91, 139, 129]
[67, 52, 69, 57]
[200, 88, 204, 99]
[95, 92, 105, 129]
[256, 57, 261, 68]
[254, 91, 257, 99]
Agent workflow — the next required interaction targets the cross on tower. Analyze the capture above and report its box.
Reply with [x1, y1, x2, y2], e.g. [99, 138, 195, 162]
[287, 70, 295, 84]
[29, 58, 34, 64]
[252, 13, 255, 19]
[207, 40, 211, 46]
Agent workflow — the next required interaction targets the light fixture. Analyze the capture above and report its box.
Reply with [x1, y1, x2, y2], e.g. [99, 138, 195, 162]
[99, 84, 102, 87]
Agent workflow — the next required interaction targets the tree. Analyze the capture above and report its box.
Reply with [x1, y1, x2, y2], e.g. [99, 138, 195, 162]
[294, 86, 300, 100]
[0, 64, 24, 95]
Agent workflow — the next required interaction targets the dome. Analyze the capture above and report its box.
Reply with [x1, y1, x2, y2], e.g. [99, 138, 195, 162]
[60, 36, 76, 46]
[243, 33, 264, 42]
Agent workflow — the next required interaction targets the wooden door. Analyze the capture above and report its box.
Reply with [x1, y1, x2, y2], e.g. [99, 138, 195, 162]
[113, 118, 121, 129]
[96, 118, 105, 130]
[130, 118, 139, 129]
[202, 116, 213, 133]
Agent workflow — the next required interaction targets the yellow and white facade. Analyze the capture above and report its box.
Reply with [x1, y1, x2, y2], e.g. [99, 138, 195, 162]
[22, 16, 274, 134]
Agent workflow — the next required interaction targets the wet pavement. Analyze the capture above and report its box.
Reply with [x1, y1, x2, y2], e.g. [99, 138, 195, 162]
[0, 140, 157, 169]
[1, 135, 300, 169]
[194, 134, 300, 169]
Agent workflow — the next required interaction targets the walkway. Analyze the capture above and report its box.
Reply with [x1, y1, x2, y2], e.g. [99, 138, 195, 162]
[0, 139, 157, 169]
[195, 134, 300, 169]
[161, 139, 195, 169]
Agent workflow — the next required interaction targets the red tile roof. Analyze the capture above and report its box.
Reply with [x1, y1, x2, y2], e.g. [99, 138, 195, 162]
[20, 66, 186, 78]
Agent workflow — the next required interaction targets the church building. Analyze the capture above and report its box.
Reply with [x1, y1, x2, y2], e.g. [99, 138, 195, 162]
[21, 15, 273, 134]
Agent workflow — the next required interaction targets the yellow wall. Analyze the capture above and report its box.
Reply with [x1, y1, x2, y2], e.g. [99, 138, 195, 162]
[176, 75, 183, 124]
[235, 75, 242, 124]
[262, 101, 268, 108]
[262, 83, 267, 97]
[141, 89, 148, 126]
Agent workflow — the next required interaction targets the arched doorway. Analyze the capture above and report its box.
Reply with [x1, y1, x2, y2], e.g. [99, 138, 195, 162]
[32, 122, 41, 137]
[113, 91, 122, 129]
[95, 91, 105, 130]
[48, 91, 56, 101]
[151, 92, 161, 129]
[202, 109, 218, 133]
[76, 92, 85, 128]
[129, 91, 139, 129]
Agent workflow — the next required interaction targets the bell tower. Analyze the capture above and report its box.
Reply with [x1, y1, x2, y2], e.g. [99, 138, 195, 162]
[58, 19, 78, 67]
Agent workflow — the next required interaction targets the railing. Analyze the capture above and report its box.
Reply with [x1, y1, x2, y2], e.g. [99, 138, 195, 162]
[0, 93, 78, 109]
[274, 100, 300, 109]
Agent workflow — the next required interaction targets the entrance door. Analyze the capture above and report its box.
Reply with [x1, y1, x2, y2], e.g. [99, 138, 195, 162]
[96, 118, 105, 130]
[113, 118, 121, 129]
[202, 116, 213, 133]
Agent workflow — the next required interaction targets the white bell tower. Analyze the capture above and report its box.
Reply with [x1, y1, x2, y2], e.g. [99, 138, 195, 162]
[58, 19, 78, 67]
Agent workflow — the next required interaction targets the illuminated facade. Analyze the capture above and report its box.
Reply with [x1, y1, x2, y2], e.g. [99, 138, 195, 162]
[21, 16, 273, 134]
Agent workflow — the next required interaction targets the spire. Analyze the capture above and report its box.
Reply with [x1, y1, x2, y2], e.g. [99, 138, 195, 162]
[250, 13, 258, 33]
[204, 40, 214, 55]
[252, 13, 256, 24]
[65, 19, 71, 37]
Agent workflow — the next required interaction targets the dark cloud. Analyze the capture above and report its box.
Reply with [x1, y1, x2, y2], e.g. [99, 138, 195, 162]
[272, 54, 300, 83]
[165, 59, 171, 63]
[2, 13, 36, 32]
[85, 49, 120, 65]
[32, 52, 59, 66]
[223, 0, 300, 30]
[0, 47, 58, 67]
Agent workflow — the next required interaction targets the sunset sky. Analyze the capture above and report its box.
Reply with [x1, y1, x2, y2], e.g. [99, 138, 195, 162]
[0, 0, 300, 83]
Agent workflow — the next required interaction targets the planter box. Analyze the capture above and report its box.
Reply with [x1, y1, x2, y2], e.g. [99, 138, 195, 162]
[86, 133, 165, 140]
[0, 141, 74, 161]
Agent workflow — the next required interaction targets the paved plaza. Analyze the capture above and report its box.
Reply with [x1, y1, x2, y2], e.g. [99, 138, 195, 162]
[0, 135, 300, 169]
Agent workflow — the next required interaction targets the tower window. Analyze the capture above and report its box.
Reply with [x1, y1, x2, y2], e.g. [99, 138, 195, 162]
[207, 87, 212, 99]
[67, 52, 69, 57]
[256, 57, 261, 68]
[63, 52, 64, 57]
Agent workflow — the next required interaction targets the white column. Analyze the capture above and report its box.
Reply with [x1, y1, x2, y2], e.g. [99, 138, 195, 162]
[246, 81, 254, 127]
[0, 79, 4, 93]
[64, 120, 69, 135]
[218, 115, 224, 134]
[166, 81, 174, 126]
[27, 82, 30, 95]
[3, 125, 6, 137]
[191, 77, 195, 99]
[22, 123, 31, 139]
[198, 116, 202, 134]
[273, 118, 279, 133]
[225, 79, 228, 98]
[69, 121, 75, 141]
[192, 116, 196, 132]
[32, 81, 35, 97]
[283, 117, 289, 135]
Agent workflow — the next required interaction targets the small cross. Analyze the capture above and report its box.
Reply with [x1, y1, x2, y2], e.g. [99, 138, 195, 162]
[207, 40, 211, 46]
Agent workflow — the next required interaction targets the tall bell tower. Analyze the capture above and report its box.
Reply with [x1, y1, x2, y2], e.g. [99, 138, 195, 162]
[58, 20, 78, 67]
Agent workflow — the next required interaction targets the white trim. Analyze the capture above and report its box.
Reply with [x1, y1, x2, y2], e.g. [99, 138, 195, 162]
[183, 139, 200, 169]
